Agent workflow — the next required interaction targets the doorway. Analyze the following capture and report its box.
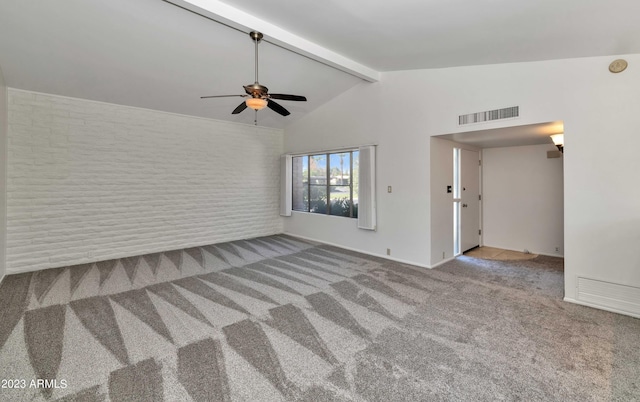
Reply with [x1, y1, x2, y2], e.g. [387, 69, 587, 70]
[453, 148, 480, 255]
[430, 121, 564, 267]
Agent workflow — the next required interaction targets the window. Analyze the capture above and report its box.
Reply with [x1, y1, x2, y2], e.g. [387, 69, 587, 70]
[292, 150, 359, 218]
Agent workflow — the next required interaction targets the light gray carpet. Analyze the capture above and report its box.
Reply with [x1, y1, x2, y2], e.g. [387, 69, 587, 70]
[0, 235, 638, 401]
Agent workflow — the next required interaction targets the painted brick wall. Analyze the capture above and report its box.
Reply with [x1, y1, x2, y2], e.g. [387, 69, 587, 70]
[6, 89, 284, 274]
[0, 68, 7, 280]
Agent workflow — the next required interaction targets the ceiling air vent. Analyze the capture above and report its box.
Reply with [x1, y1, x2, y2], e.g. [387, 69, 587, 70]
[459, 106, 519, 125]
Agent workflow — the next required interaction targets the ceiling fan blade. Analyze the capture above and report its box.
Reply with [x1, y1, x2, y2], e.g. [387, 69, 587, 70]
[200, 94, 245, 99]
[269, 94, 307, 102]
[232, 102, 248, 114]
[267, 99, 290, 116]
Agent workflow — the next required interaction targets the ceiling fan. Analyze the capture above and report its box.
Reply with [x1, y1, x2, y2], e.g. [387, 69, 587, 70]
[201, 31, 307, 116]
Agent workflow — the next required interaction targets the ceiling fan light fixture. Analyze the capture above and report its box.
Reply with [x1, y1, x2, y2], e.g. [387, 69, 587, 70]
[246, 97, 267, 111]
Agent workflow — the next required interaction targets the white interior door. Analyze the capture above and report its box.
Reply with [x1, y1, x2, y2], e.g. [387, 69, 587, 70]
[460, 149, 480, 252]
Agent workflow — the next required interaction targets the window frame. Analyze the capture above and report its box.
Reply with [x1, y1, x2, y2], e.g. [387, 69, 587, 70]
[292, 149, 359, 219]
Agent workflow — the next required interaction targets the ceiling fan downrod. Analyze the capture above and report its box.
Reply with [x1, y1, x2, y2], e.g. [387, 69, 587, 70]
[250, 31, 263, 85]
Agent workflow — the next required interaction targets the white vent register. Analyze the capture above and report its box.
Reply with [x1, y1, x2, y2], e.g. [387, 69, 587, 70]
[577, 277, 640, 316]
[459, 106, 519, 125]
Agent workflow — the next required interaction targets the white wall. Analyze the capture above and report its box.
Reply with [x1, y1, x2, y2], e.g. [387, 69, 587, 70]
[0, 66, 6, 281]
[283, 80, 432, 267]
[283, 53, 640, 315]
[482, 144, 563, 256]
[6, 89, 283, 274]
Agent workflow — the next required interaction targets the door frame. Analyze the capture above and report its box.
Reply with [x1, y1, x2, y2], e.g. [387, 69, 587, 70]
[454, 147, 482, 256]
[429, 137, 482, 266]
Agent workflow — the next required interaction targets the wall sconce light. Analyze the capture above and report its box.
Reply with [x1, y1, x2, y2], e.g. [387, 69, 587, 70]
[550, 134, 564, 153]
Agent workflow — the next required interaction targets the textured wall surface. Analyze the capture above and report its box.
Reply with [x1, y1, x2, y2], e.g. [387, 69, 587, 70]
[6, 89, 283, 273]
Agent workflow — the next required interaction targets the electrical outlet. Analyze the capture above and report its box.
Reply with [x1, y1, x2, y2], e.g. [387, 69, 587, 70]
[386, 248, 391, 256]
[555, 247, 560, 252]
[442, 252, 445, 259]
[387, 186, 392, 193]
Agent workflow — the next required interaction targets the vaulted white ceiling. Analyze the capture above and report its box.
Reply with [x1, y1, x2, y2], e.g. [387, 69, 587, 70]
[1, 0, 639, 128]
[216, 0, 640, 71]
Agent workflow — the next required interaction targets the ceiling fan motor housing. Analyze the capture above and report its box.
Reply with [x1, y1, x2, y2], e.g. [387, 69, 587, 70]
[245, 83, 268, 98]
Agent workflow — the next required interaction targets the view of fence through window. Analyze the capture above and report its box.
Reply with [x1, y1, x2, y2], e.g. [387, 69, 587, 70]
[292, 150, 359, 218]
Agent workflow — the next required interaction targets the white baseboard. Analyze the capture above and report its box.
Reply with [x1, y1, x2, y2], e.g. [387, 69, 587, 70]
[481, 244, 564, 258]
[430, 256, 457, 268]
[542, 252, 565, 258]
[563, 297, 640, 319]
[283, 232, 433, 269]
